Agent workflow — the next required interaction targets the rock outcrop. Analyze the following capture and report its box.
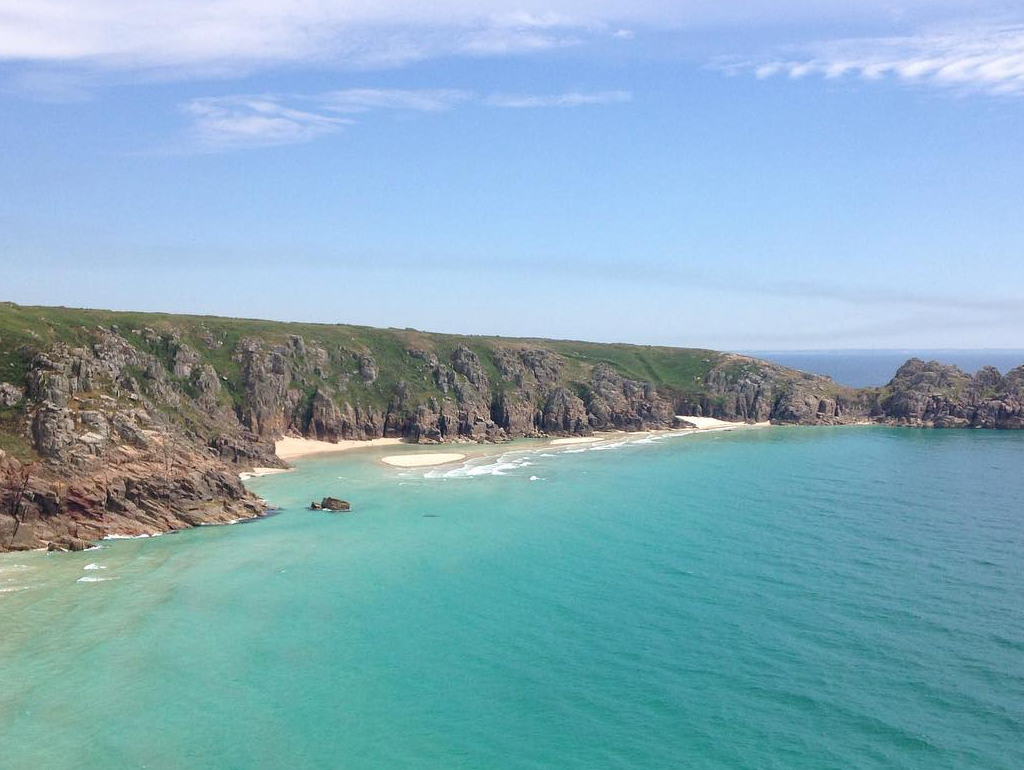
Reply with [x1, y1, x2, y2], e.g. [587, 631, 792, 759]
[0, 447, 262, 552]
[678, 355, 873, 424]
[877, 359, 1024, 428]
[311, 497, 350, 512]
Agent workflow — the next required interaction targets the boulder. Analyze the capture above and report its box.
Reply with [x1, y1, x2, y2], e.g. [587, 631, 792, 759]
[312, 497, 351, 512]
[358, 354, 378, 383]
[0, 381, 23, 406]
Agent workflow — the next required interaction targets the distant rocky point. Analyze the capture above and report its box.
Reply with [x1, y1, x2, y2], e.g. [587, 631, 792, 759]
[1, 302, 1021, 551]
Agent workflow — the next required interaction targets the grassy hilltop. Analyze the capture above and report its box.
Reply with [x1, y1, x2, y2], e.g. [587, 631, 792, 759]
[0, 302, 740, 461]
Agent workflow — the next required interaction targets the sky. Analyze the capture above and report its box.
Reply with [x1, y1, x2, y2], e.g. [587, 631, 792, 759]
[1, 1, 1022, 349]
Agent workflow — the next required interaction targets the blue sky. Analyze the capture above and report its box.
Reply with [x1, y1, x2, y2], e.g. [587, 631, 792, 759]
[1, 1, 1022, 349]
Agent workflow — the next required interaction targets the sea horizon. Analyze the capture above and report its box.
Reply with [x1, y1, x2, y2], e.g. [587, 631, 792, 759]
[741, 349, 1024, 388]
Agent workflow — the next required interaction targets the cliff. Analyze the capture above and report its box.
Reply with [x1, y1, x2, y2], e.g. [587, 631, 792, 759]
[874, 358, 1024, 428]
[0, 303, 1020, 551]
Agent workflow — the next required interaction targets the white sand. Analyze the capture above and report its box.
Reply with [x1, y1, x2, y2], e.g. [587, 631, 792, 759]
[549, 436, 602, 445]
[380, 453, 467, 468]
[676, 415, 771, 430]
[238, 467, 292, 481]
[275, 436, 403, 461]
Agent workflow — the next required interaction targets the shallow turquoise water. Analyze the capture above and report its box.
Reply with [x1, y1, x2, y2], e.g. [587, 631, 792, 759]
[2, 428, 1023, 769]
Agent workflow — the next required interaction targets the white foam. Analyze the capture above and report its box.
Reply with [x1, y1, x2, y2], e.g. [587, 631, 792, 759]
[83, 563, 106, 570]
[423, 452, 537, 479]
[587, 440, 627, 451]
[416, 429, 713, 482]
[103, 533, 156, 540]
[77, 576, 116, 583]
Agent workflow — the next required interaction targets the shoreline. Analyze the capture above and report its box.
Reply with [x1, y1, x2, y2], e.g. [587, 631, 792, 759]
[268, 420, 773, 473]
[3, 421, 825, 555]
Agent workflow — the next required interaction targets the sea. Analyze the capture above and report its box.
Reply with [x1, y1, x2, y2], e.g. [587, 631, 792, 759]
[2, 425, 1023, 770]
[743, 349, 1024, 388]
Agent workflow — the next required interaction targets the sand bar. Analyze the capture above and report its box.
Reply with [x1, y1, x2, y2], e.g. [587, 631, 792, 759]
[381, 453, 467, 468]
[275, 436, 403, 461]
[549, 436, 602, 445]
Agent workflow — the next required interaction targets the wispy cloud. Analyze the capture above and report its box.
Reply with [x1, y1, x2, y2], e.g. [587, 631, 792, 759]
[732, 23, 1024, 96]
[180, 88, 632, 151]
[317, 88, 471, 113]
[6, 1, 1003, 78]
[183, 97, 351, 151]
[485, 90, 633, 108]
[0, 1, 635, 76]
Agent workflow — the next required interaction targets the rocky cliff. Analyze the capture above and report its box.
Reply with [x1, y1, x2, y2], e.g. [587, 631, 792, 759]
[874, 358, 1024, 428]
[0, 303, 1020, 551]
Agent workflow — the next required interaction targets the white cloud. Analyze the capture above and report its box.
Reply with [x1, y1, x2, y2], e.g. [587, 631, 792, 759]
[485, 90, 633, 108]
[735, 23, 1024, 96]
[0, 1, 637, 72]
[0, 1, 1001, 73]
[181, 88, 631, 151]
[183, 96, 351, 151]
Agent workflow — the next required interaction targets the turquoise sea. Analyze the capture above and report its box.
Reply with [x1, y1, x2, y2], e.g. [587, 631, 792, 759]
[2, 427, 1023, 770]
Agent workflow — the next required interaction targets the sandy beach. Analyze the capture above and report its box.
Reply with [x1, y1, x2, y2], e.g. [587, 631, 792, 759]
[275, 436, 403, 461]
[271, 421, 768, 469]
[676, 416, 771, 430]
[380, 453, 467, 468]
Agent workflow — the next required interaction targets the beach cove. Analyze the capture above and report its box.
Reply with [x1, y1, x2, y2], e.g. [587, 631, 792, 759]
[3, 427, 1023, 770]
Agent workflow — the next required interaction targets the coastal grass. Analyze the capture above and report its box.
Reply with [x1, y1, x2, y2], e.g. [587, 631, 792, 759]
[0, 302, 730, 414]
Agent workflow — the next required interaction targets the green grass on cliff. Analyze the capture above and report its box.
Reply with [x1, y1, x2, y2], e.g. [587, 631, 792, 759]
[0, 302, 731, 446]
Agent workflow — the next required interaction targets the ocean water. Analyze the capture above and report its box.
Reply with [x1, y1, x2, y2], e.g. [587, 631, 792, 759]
[2, 428, 1023, 770]
[742, 349, 1024, 388]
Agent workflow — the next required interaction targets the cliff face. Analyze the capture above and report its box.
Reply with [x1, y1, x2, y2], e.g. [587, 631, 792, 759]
[0, 303, 1020, 551]
[679, 355, 874, 424]
[0, 328, 274, 551]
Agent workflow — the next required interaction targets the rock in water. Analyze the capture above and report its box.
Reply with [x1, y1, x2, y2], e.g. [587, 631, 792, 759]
[312, 497, 351, 512]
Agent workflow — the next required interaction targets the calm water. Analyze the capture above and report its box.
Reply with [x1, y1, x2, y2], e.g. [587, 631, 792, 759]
[2, 428, 1023, 770]
[743, 349, 1024, 388]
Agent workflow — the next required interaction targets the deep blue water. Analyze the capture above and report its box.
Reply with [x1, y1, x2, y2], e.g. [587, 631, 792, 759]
[743, 349, 1024, 388]
[2, 427, 1023, 769]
